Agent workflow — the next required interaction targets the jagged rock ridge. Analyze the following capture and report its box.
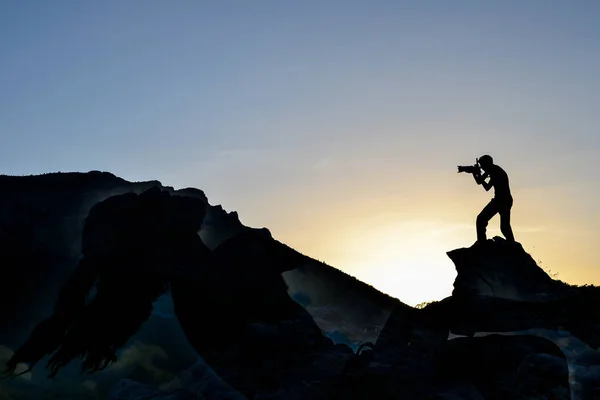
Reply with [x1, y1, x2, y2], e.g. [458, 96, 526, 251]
[0, 171, 598, 399]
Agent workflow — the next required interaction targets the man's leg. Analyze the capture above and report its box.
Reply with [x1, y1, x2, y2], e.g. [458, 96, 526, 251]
[476, 200, 499, 242]
[499, 200, 515, 242]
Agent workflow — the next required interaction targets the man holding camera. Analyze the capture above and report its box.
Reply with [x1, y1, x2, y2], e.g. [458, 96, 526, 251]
[458, 155, 515, 244]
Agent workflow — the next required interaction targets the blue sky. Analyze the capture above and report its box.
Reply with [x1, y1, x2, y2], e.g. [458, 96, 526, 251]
[2, 1, 600, 304]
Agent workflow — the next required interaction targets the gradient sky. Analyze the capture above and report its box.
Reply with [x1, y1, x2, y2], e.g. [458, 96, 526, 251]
[2, 1, 600, 306]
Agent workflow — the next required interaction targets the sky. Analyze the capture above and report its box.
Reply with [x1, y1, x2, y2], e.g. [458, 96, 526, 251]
[1, 1, 600, 306]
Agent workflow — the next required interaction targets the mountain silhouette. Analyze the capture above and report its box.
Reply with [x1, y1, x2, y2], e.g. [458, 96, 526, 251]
[0, 171, 598, 399]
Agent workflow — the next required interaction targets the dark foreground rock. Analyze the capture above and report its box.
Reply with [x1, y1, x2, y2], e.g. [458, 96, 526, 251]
[439, 335, 570, 400]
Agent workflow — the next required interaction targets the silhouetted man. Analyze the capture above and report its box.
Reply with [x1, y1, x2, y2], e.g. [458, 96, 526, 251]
[472, 155, 515, 243]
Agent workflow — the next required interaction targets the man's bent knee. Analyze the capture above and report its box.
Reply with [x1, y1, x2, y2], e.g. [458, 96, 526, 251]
[476, 215, 489, 227]
[501, 223, 514, 234]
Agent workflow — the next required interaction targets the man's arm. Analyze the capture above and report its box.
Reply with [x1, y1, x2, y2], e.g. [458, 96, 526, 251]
[473, 172, 493, 191]
[482, 178, 493, 191]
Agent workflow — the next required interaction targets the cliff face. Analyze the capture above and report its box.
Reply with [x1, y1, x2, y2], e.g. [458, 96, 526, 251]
[0, 171, 399, 400]
[0, 172, 164, 347]
[1, 172, 598, 399]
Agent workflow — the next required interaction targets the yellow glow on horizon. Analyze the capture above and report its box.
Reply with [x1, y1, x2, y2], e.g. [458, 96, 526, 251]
[318, 219, 475, 306]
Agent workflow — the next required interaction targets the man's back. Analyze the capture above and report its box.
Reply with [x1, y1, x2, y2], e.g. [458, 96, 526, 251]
[489, 164, 511, 200]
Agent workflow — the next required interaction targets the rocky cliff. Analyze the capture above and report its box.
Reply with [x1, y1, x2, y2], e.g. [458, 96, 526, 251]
[1, 172, 598, 399]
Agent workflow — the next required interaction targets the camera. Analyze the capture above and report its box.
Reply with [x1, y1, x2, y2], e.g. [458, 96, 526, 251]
[457, 159, 481, 174]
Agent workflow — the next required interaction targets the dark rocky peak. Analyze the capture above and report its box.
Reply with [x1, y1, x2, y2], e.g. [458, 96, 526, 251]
[448, 236, 574, 302]
[172, 187, 208, 204]
[214, 229, 308, 275]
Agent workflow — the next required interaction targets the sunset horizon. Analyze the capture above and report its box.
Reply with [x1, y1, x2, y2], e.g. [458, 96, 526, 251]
[3, 1, 600, 306]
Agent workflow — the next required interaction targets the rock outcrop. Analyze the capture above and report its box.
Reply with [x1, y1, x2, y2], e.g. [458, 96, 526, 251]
[443, 237, 600, 399]
[448, 236, 573, 302]
[445, 238, 600, 350]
